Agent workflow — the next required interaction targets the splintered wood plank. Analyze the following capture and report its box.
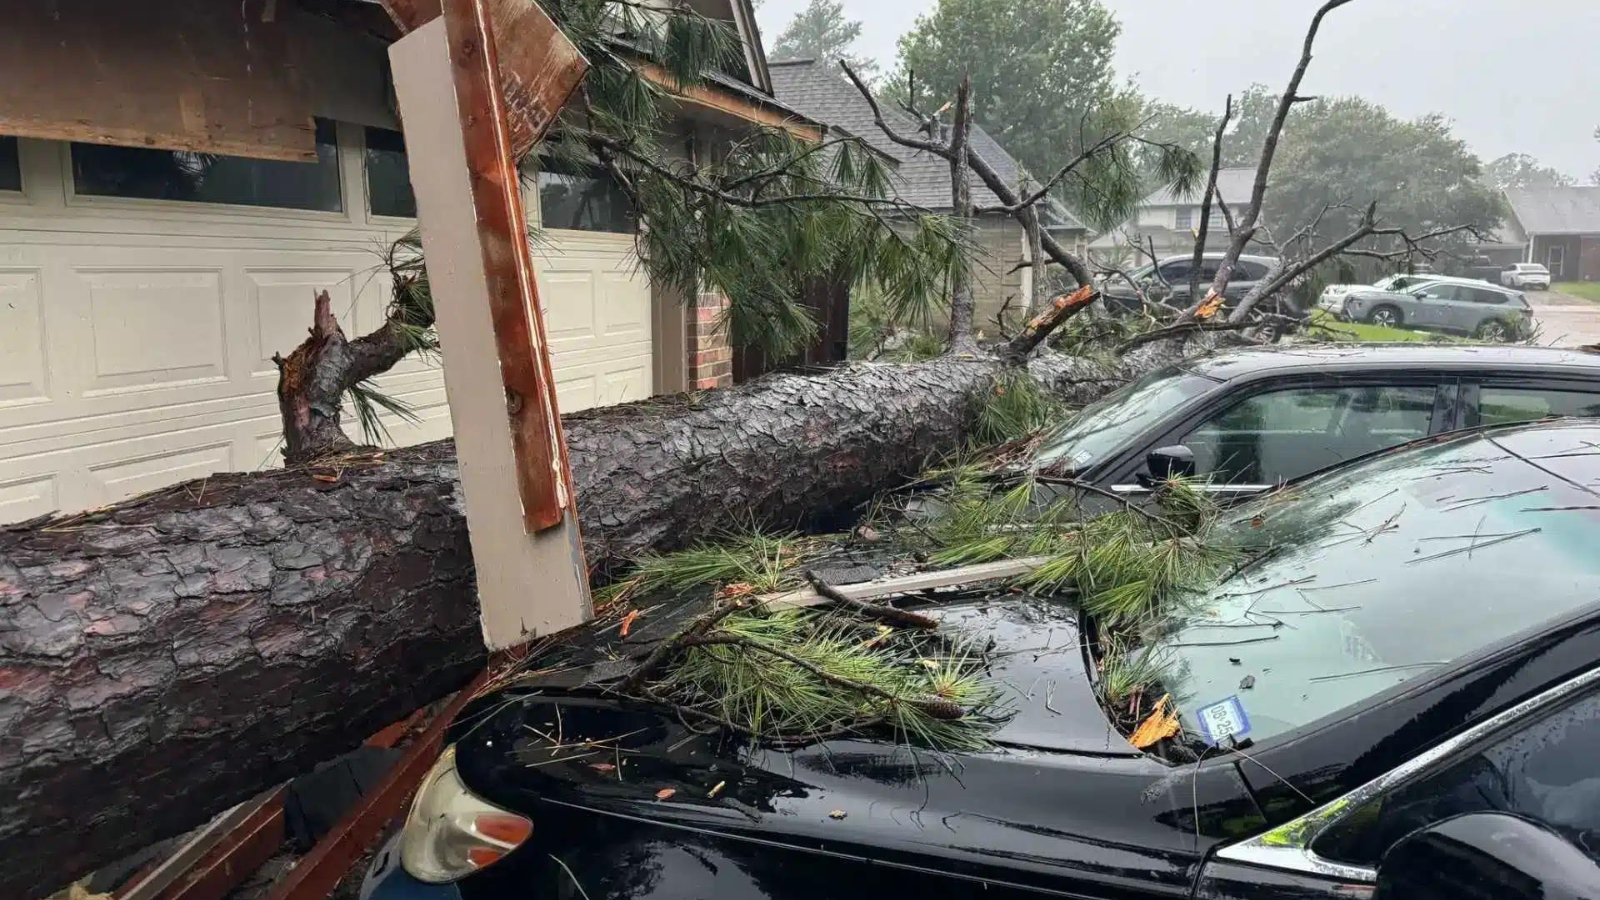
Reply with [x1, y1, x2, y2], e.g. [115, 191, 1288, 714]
[439, 0, 586, 531]
[381, 0, 587, 158]
[392, 13, 592, 646]
[762, 557, 1050, 612]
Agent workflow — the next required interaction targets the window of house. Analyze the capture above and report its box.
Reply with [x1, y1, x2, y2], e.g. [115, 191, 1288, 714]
[1312, 688, 1600, 867]
[1478, 387, 1600, 426]
[70, 119, 342, 212]
[0, 136, 20, 192]
[364, 127, 417, 219]
[1180, 384, 1437, 484]
[1175, 206, 1195, 229]
[535, 160, 634, 233]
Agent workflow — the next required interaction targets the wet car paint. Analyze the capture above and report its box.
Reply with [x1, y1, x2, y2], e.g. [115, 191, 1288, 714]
[364, 421, 1600, 900]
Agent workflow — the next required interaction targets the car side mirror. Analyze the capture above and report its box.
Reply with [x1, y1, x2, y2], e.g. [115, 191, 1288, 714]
[1141, 445, 1196, 487]
[1374, 812, 1600, 900]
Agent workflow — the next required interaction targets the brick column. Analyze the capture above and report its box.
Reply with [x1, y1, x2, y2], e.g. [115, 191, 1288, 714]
[688, 291, 733, 390]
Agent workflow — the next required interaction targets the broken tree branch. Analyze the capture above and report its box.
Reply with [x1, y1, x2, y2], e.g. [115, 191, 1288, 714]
[1186, 0, 1362, 319]
[1188, 94, 1234, 302]
[841, 60, 1095, 290]
[947, 75, 979, 352]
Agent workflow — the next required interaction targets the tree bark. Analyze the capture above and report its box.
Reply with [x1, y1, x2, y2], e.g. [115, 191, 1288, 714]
[946, 76, 978, 352]
[0, 353, 1134, 900]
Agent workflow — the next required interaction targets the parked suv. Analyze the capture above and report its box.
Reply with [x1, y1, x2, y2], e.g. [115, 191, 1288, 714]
[1501, 263, 1552, 291]
[1318, 274, 1491, 315]
[1103, 253, 1284, 313]
[1333, 279, 1532, 341]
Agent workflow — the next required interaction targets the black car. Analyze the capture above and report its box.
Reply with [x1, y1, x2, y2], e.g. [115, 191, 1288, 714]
[363, 420, 1600, 900]
[1031, 344, 1600, 504]
[1101, 253, 1285, 314]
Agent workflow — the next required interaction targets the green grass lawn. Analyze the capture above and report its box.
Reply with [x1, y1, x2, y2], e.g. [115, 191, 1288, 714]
[1306, 309, 1444, 343]
[1554, 282, 1600, 304]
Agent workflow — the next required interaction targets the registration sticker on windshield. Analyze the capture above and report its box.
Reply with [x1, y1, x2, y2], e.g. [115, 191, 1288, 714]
[1195, 696, 1252, 745]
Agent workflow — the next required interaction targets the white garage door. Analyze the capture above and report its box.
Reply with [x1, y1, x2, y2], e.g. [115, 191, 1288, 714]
[0, 127, 652, 524]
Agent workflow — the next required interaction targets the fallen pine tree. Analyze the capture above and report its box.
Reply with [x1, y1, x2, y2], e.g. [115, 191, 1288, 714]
[0, 339, 1160, 900]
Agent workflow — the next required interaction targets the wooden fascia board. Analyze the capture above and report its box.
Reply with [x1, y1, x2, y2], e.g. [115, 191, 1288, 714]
[636, 63, 821, 142]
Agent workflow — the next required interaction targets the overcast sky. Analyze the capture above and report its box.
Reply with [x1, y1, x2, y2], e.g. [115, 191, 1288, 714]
[755, 0, 1600, 179]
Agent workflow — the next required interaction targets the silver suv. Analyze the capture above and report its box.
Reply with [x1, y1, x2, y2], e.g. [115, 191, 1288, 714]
[1335, 279, 1532, 341]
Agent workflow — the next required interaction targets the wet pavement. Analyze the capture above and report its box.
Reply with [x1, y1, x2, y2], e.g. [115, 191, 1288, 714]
[1529, 290, 1600, 348]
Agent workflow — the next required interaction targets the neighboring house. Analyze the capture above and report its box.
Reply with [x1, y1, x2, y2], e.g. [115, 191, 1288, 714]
[1090, 166, 1259, 259]
[768, 59, 1090, 333]
[0, 0, 812, 524]
[1498, 187, 1600, 282]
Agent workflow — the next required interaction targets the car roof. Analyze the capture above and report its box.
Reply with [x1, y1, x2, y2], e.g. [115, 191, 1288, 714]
[1181, 344, 1600, 382]
[1156, 253, 1279, 265]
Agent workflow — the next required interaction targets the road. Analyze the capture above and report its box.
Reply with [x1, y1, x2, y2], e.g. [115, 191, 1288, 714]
[1529, 289, 1600, 348]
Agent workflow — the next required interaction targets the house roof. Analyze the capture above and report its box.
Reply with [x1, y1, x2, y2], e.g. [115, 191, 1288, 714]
[1141, 166, 1260, 208]
[768, 59, 1085, 231]
[1504, 187, 1600, 236]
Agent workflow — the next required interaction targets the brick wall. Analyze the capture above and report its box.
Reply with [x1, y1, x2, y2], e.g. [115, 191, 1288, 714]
[689, 291, 733, 390]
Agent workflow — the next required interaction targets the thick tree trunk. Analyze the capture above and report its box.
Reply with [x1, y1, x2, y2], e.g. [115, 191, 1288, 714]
[0, 353, 1134, 900]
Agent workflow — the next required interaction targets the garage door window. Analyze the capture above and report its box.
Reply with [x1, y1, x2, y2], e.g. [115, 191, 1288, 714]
[535, 160, 634, 233]
[0, 136, 19, 192]
[364, 127, 416, 219]
[70, 119, 342, 212]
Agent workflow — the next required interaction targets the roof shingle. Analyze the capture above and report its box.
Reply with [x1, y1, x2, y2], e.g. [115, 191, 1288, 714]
[768, 59, 1084, 230]
[1505, 187, 1600, 236]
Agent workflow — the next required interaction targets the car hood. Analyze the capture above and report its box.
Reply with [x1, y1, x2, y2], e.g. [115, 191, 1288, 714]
[444, 594, 1242, 894]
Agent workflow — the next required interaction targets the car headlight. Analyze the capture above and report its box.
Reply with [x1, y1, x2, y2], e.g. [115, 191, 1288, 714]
[400, 746, 533, 883]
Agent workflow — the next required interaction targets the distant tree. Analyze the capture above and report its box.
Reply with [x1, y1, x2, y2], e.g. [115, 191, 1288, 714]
[771, 0, 876, 77]
[892, 0, 1127, 201]
[1259, 98, 1502, 258]
[1484, 153, 1576, 192]
[1593, 126, 1600, 186]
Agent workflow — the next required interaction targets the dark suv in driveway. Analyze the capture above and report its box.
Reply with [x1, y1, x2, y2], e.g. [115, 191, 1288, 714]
[1102, 253, 1284, 314]
[1031, 344, 1600, 502]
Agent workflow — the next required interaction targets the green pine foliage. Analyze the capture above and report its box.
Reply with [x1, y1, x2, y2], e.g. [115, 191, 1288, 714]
[532, 0, 971, 358]
[971, 371, 1064, 447]
[657, 608, 1004, 750]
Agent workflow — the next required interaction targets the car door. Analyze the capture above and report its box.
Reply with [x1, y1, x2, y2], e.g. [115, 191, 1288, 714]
[1462, 379, 1600, 428]
[1195, 674, 1600, 899]
[1404, 283, 1459, 329]
[1102, 377, 1453, 502]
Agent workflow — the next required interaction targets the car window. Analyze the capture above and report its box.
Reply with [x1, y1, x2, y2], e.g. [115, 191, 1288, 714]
[1165, 426, 1600, 748]
[1200, 260, 1223, 279]
[1033, 365, 1218, 473]
[1233, 261, 1268, 280]
[1311, 689, 1600, 867]
[1413, 283, 1456, 300]
[1159, 260, 1193, 282]
[1464, 287, 1506, 305]
[1180, 385, 1437, 485]
[1478, 387, 1600, 426]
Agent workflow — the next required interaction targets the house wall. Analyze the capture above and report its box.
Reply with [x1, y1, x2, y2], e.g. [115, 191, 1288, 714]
[971, 215, 1027, 335]
[1137, 205, 1179, 230]
[1531, 234, 1589, 281]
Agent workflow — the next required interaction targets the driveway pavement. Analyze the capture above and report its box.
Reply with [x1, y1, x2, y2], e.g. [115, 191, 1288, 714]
[1528, 289, 1600, 347]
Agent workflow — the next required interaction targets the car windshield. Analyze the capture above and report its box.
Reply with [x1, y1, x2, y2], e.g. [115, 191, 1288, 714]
[1162, 423, 1600, 747]
[1033, 364, 1218, 473]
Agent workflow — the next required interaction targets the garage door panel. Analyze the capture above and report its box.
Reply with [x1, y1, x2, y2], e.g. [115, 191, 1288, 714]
[0, 268, 48, 406]
[245, 267, 357, 375]
[0, 474, 58, 522]
[539, 269, 598, 346]
[0, 166, 655, 523]
[89, 442, 233, 500]
[554, 373, 598, 414]
[599, 270, 647, 339]
[78, 268, 228, 394]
